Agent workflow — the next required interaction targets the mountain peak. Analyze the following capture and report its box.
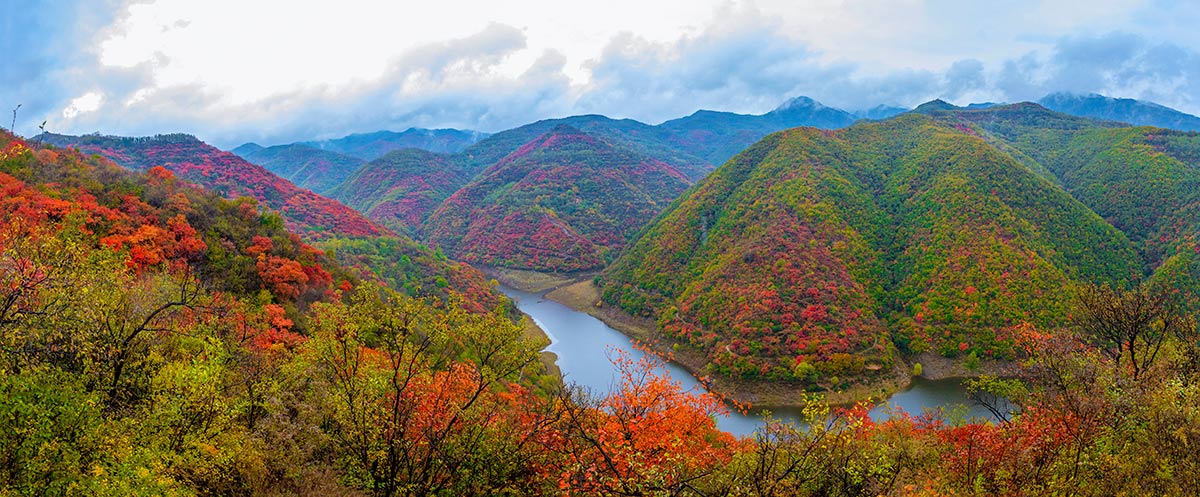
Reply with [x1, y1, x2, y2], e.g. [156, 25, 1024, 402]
[772, 96, 827, 113]
[911, 99, 960, 114]
[546, 123, 586, 136]
[504, 124, 602, 161]
[231, 142, 264, 156]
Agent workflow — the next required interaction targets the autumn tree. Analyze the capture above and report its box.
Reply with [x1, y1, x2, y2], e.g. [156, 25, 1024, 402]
[1076, 284, 1195, 381]
[300, 286, 552, 496]
[553, 350, 736, 495]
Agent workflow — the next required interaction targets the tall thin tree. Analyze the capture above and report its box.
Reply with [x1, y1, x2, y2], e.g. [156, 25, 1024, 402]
[9, 104, 20, 134]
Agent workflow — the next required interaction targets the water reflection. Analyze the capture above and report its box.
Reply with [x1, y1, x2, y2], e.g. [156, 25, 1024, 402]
[501, 285, 1000, 437]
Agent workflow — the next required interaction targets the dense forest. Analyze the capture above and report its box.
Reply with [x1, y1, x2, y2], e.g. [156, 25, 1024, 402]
[35, 132, 509, 312]
[327, 149, 471, 235]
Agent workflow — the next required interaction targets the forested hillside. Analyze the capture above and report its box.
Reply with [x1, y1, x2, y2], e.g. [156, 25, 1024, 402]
[426, 125, 692, 271]
[37, 132, 508, 311]
[601, 112, 1143, 386]
[1039, 92, 1200, 131]
[232, 143, 365, 194]
[326, 148, 469, 234]
[934, 103, 1200, 270]
[39, 133, 383, 239]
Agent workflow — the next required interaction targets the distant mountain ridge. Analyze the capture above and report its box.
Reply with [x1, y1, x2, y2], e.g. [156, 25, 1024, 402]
[299, 127, 490, 161]
[659, 96, 862, 166]
[233, 143, 366, 194]
[327, 148, 468, 235]
[229, 127, 488, 202]
[1039, 92, 1200, 131]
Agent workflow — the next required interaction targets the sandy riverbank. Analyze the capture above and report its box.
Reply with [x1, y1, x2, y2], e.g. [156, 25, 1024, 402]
[909, 351, 1016, 381]
[485, 267, 583, 294]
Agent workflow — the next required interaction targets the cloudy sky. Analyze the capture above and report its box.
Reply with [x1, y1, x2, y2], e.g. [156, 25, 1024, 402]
[4, 0, 1200, 148]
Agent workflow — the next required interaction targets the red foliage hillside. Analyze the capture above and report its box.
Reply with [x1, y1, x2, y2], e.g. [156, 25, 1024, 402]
[39, 133, 384, 239]
[426, 125, 692, 272]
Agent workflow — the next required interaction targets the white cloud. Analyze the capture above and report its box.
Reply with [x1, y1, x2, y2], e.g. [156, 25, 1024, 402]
[62, 91, 104, 119]
[6, 0, 1200, 146]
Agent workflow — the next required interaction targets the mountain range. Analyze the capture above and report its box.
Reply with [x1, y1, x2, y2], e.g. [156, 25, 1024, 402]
[227, 92, 1200, 278]
[37, 92, 1200, 386]
[1038, 92, 1200, 131]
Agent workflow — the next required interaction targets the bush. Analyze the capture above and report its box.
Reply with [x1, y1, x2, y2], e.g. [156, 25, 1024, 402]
[964, 351, 980, 371]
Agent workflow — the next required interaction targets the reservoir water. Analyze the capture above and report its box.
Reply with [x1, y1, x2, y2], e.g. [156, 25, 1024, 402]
[502, 285, 1001, 437]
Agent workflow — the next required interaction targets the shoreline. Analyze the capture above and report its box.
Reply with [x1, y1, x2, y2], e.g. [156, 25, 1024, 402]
[544, 279, 913, 408]
[488, 267, 574, 381]
[488, 266, 1013, 409]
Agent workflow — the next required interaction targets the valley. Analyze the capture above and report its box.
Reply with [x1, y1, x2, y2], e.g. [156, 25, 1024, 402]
[7, 79, 1200, 495]
[218, 96, 1200, 407]
[12, 1, 1200, 492]
[34, 96, 1200, 409]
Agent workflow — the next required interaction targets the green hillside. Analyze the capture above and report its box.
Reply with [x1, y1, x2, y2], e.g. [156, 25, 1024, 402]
[601, 114, 1141, 384]
[233, 143, 365, 194]
[936, 104, 1200, 270]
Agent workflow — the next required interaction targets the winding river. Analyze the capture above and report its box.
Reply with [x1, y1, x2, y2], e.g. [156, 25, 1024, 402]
[501, 285, 999, 437]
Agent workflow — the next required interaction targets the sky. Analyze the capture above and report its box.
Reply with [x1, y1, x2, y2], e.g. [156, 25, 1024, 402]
[4, 0, 1200, 148]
